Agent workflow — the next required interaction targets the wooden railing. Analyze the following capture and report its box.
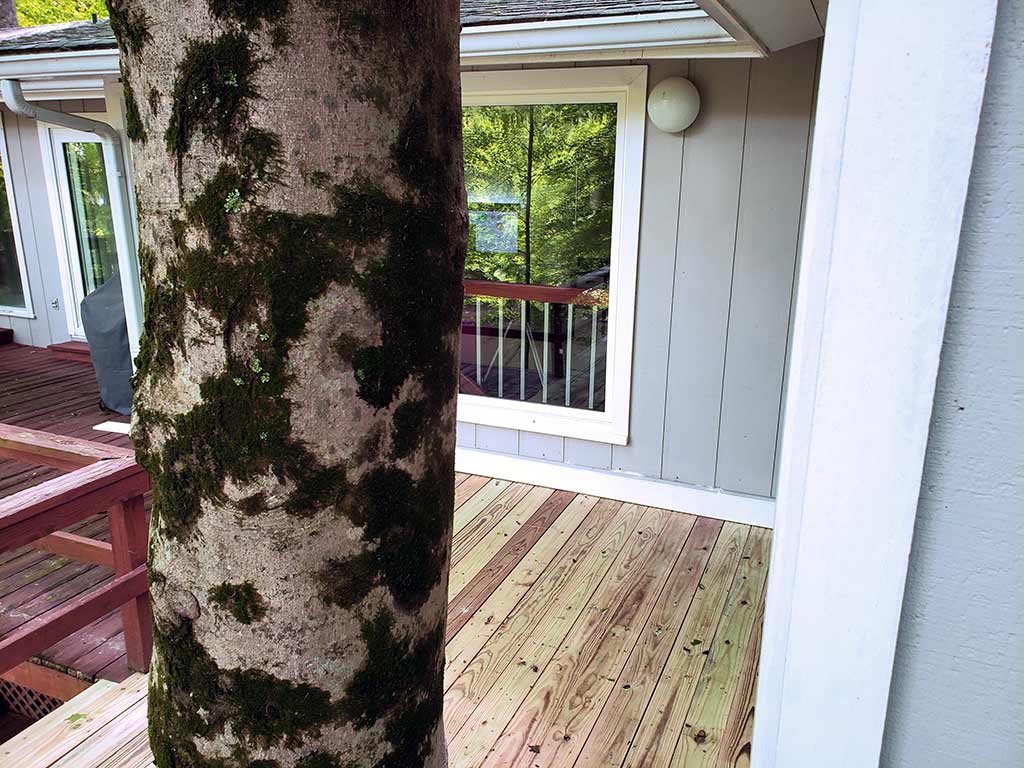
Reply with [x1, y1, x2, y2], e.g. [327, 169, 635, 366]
[0, 424, 151, 676]
[461, 279, 607, 408]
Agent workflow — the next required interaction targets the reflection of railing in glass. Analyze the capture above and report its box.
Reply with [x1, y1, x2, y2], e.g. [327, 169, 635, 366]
[460, 279, 608, 412]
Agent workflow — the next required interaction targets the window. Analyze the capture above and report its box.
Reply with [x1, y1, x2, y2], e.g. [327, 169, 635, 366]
[0, 121, 32, 316]
[458, 67, 647, 444]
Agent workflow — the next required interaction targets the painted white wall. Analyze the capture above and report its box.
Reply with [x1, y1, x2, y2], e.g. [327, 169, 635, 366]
[881, 3, 1024, 765]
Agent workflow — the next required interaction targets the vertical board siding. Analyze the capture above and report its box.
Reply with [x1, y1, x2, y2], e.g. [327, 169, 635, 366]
[475, 426, 519, 455]
[456, 45, 819, 500]
[456, 422, 477, 448]
[714, 42, 817, 495]
[519, 431, 565, 462]
[660, 58, 751, 487]
[564, 438, 613, 470]
[609, 59, 689, 477]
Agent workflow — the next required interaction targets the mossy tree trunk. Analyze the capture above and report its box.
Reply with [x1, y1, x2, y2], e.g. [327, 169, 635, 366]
[109, 1, 465, 765]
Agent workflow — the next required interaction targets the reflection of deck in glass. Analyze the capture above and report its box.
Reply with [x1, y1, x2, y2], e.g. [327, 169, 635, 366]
[459, 291, 608, 412]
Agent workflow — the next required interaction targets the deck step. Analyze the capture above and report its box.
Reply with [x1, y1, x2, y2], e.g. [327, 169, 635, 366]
[46, 341, 92, 364]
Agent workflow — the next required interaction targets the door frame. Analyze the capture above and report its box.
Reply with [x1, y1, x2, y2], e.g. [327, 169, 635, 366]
[37, 115, 125, 341]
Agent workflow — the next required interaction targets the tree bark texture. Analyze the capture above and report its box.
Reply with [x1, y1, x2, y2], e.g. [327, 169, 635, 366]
[111, 1, 466, 766]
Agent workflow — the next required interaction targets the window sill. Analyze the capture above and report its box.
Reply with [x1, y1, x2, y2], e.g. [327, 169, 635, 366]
[457, 393, 628, 445]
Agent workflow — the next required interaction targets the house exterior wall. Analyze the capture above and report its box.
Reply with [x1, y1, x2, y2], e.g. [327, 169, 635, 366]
[2, 43, 819, 503]
[458, 41, 819, 499]
[0, 99, 106, 348]
[881, 4, 1023, 766]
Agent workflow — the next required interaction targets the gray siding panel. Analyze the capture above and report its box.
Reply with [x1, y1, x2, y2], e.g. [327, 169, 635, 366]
[519, 431, 564, 462]
[883, 7, 1023, 764]
[715, 42, 816, 495]
[610, 59, 689, 477]
[457, 45, 819, 500]
[660, 58, 750, 487]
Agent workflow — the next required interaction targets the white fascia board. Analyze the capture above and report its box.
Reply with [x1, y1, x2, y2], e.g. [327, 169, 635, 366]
[0, 11, 756, 93]
[460, 10, 762, 62]
[0, 48, 119, 80]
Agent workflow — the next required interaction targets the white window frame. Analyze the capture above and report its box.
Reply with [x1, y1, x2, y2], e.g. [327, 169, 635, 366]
[0, 116, 34, 318]
[37, 115, 122, 341]
[457, 66, 647, 445]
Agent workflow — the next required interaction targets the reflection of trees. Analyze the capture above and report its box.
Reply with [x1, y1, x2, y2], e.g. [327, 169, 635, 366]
[65, 143, 118, 292]
[0, 156, 25, 309]
[463, 103, 616, 288]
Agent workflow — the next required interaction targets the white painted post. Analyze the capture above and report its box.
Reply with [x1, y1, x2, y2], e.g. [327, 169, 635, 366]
[754, 2, 997, 767]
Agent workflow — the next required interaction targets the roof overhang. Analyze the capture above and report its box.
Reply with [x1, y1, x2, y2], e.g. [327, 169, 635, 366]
[461, 9, 765, 64]
[0, 8, 768, 102]
[0, 48, 117, 100]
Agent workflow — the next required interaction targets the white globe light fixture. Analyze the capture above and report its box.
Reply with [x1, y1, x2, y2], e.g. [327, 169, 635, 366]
[647, 76, 701, 133]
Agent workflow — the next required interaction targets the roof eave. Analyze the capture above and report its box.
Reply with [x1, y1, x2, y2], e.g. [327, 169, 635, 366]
[0, 9, 761, 95]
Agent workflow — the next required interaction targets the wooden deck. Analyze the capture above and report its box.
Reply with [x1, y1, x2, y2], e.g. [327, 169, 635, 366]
[1, 342, 769, 766]
[0, 345, 135, 688]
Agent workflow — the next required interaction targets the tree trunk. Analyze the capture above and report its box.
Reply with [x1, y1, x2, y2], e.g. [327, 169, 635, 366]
[0, 0, 16, 30]
[110, 1, 466, 766]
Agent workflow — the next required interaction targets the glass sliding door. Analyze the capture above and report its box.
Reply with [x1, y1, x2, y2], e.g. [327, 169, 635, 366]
[48, 126, 122, 338]
[63, 141, 118, 295]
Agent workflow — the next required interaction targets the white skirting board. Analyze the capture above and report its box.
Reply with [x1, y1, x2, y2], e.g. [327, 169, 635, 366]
[455, 446, 774, 528]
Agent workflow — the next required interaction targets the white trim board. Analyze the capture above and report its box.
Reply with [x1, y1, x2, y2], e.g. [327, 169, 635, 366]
[753, 2, 998, 767]
[455, 446, 774, 528]
[461, 10, 764, 63]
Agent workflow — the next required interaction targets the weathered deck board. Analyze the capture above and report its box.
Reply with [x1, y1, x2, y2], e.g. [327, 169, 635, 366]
[7, 505, 770, 768]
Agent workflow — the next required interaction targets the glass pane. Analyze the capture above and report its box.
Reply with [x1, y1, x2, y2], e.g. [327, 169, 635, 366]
[0, 155, 26, 310]
[63, 142, 118, 296]
[461, 103, 617, 412]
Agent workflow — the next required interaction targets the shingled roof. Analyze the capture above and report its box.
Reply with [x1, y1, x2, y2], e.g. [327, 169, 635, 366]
[0, 1, 701, 56]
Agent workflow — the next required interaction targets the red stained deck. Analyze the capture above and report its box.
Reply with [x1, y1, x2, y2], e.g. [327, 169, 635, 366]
[0, 344, 135, 685]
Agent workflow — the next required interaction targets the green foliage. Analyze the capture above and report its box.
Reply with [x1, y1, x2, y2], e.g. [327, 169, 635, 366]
[18, 0, 106, 26]
[462, 103, 616, 287]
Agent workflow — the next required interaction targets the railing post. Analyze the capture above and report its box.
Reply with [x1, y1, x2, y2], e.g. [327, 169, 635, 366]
[108, 494, 151, 671]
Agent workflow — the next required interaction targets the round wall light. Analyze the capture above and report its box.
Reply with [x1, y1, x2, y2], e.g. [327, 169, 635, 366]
[647, 76, 701, 133]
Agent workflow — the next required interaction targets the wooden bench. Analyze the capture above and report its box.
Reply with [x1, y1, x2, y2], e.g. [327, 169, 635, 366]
[0, 425, 151, 681]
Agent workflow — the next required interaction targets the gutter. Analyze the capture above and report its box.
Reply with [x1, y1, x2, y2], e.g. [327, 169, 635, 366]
[1, 78, 142, 365]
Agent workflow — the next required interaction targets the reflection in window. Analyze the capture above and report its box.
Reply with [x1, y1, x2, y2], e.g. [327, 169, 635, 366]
[63, 142, 118, 296]
[461, 103, 616, 411]
[0, 155, 26, 310]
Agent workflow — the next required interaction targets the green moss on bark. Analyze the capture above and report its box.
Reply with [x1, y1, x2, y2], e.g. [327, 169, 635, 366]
[123, 72, 146, 143]
[165, 32, 260, 166]
[105, 0, 151, 55]
[319, 461, 452, 611]
[208, 581, 269, 624]
[149, 619, 338, 766]
[341, 609, 445, 768]
[209, 0, 290, 30]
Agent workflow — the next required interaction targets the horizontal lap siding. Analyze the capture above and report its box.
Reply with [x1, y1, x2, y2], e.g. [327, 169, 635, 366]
[457, 43, 819, 499]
